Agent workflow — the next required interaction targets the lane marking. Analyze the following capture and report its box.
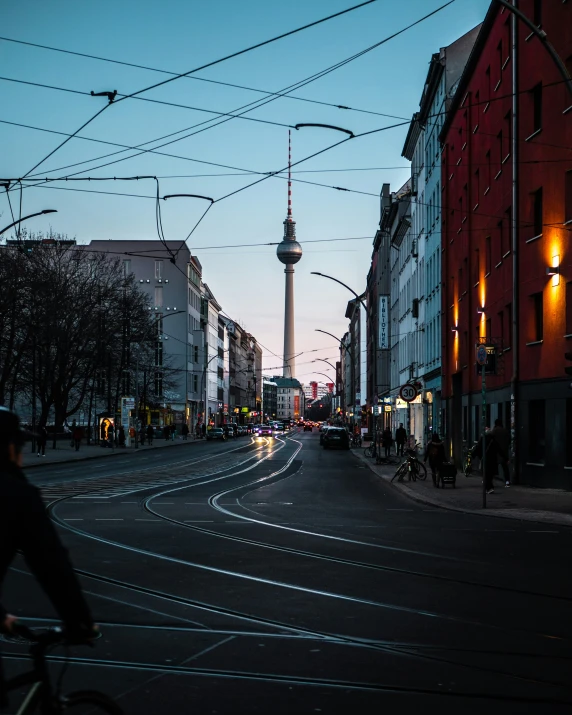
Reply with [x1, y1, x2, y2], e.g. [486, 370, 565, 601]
[95, 518, 124, 521]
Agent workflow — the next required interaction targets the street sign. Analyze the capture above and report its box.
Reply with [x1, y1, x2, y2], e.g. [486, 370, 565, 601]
[399, 384, 418, 402]
[476, 345, 487, 366]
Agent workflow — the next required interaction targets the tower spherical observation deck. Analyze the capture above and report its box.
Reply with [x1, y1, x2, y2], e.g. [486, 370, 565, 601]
[277, 238, 302, 265]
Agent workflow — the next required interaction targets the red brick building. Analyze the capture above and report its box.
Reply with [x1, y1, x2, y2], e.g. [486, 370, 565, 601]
[441, 0, 571, 487]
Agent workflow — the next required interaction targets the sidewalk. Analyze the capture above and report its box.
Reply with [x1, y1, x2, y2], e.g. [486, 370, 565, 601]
[23, 436, 205, 469]
[355, 448, 572, 527]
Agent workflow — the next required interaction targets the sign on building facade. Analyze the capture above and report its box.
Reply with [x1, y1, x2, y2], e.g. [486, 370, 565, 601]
[378, 295, 389, 349]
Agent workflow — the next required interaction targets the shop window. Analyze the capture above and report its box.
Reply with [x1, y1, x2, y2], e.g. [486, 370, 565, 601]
[567, 400, 572, 467]
[566, 282, 572, 335]
[565, 170, 572, 224]
[528, 400, 545, 462]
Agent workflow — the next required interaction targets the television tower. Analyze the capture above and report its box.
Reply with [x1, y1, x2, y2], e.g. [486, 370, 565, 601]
[276, 131, 302, 378]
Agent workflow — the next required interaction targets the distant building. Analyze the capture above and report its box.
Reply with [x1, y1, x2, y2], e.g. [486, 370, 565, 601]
[273, 376, 305, 421]
[262, 379, 277, 421]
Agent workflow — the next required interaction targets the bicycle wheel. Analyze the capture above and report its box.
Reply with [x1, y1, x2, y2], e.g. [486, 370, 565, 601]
[392, 464, 407, 482]
[413, 460, 427, 480]
[61, 690, 123, 713]
[364, 446, 373, 458]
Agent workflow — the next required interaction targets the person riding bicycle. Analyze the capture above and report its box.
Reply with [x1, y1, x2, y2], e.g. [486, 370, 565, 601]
[0, 408, 98, 709]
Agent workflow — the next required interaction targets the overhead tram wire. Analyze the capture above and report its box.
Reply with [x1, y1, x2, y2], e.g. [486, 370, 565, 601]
[13, 0, 459, 192]
[0, 36, 407, 122]
[8, 0, 380, 191]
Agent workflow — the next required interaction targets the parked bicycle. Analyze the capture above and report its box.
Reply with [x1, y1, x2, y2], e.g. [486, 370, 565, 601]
[351, 434, 362, 447]
[392, 448, 427, 482]
[2, 623, 122, 713]
[363, 443, 377, 459]
[462, 441, 478, 476]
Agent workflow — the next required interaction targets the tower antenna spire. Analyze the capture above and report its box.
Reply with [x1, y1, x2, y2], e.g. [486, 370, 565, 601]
[287, 129, 292, 219]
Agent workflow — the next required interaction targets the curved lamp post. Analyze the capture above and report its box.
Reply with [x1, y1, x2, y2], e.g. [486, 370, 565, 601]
[0, 209, 57, 236]
[311, 271, 378, 441]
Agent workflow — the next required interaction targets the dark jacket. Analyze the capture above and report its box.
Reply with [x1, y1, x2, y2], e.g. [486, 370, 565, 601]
[1, 461, 93, 698]
[424, 439, 446, 467]
[182, 424, 189, 436]
[381, 429, 393, 447]
[472, 433, 499, 477]
[395, 427, 407, 444]
[491, 425, 510, 462]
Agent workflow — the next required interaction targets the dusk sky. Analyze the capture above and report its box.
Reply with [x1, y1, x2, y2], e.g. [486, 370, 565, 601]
[1, 0, 490, 384]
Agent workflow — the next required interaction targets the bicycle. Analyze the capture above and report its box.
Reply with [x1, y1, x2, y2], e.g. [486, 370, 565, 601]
[351, 434, 362, 448]
[391, 449, 427, 482]
[363, 443, 377, 459]
[3, 623, 122, 714]
[462, 442, 477, 477]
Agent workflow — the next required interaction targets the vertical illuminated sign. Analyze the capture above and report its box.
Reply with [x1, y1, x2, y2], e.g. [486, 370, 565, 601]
[378, 295, 389, 349]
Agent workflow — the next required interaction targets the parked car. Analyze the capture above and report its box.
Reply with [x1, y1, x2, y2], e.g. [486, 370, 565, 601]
[319, 427, 331, 445]
[223, 425, 235, 438]
[206, 427, 226, 441]
[322, 427, 350, 450]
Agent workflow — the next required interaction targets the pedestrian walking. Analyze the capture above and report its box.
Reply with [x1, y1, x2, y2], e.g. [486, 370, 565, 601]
[37, 425, 47, 457]
[163, 425, 169, 441]
[170, 424, 177, 441]
[72, 423, 83, 452]
[424, 432, 447, 487]
[146, 424, 154, 446]
[107, 423, 114, 448]
[395, 423, 407, 456]
[472, 429, 499, 494]
[492, 419, 510, 487]
[182, 423, 189, 441]
[201, 423, 206, 439]
[139, 425, 146, 446]
[381, 427, 393, 458]
[70, 420, 77, 448]
[118, 425, 126, 448]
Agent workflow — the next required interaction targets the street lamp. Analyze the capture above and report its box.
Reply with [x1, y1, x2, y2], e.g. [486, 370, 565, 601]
[0, 209, 57, 236]
[315, 328, 355, 420]
[311, 271, 378, 443]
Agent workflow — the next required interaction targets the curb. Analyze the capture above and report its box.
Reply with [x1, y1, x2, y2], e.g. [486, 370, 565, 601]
[23, 438, 207, 470]
[353, 449, 572, 528]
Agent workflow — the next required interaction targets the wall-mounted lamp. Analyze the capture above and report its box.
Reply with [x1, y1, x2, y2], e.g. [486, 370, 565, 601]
[451, 326, 458, 332]
[547, 256, 560, 286]
[477, 307, 485, 315]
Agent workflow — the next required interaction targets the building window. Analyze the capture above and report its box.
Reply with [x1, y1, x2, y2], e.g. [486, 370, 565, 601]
[473, 248, 480, 286]
[565, 171, 572, 224]
[154, 371, 163, 397]
[498, 310, 504, 348]
[528, 400, 545, 462]
[486, 318, 491, 342]
[532, 187, 543, 238]
[194, 346, 199, 363]
[122, 259, 131, 277]
[485, 65, 491, 105]
[506, 303, 512, 349]
[154, 286, 163, 307]
[193, 374, 198, 392]
[496, 129, 503, 171]
[503, 111, 511, 161]
[566, 282, 572, 335]
[531, 292, 543, 341]
[474, 169, 480, 206]
[533, 0, 542, 27]
[154, 260, 163, 280]
[496, 40, 503, 88]
[531, 83, 542, 135]
[485, 150, 491, 189]
[485, 236, 491, 275]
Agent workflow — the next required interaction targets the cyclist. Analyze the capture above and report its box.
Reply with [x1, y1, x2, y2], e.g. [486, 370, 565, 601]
[0, 408, 98, 708]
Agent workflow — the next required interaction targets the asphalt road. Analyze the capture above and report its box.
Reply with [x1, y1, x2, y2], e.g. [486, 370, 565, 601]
[3, 429, 572, 714]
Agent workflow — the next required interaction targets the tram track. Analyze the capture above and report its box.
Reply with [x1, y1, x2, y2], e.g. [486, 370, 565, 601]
[14, 431, 570, 705]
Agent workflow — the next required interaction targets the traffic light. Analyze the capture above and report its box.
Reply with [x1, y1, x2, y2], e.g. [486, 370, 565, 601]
[566, 353, 572, 377]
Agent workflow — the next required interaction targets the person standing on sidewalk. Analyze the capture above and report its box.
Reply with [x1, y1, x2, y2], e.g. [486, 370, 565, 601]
[146, 424, 154, 446]
[182, 423, 189, 441]
[473, 429, 499, 494]
[424, 432, 446, 487]
[36, 425, 47, 457]
[139, 424, 146, 446]
[395, 423, 407, 457]
[72, 423, 83, 452]
[492, 419, 510, 487]
[381, 427, 393, 458]
[201, 422, 206, 439]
